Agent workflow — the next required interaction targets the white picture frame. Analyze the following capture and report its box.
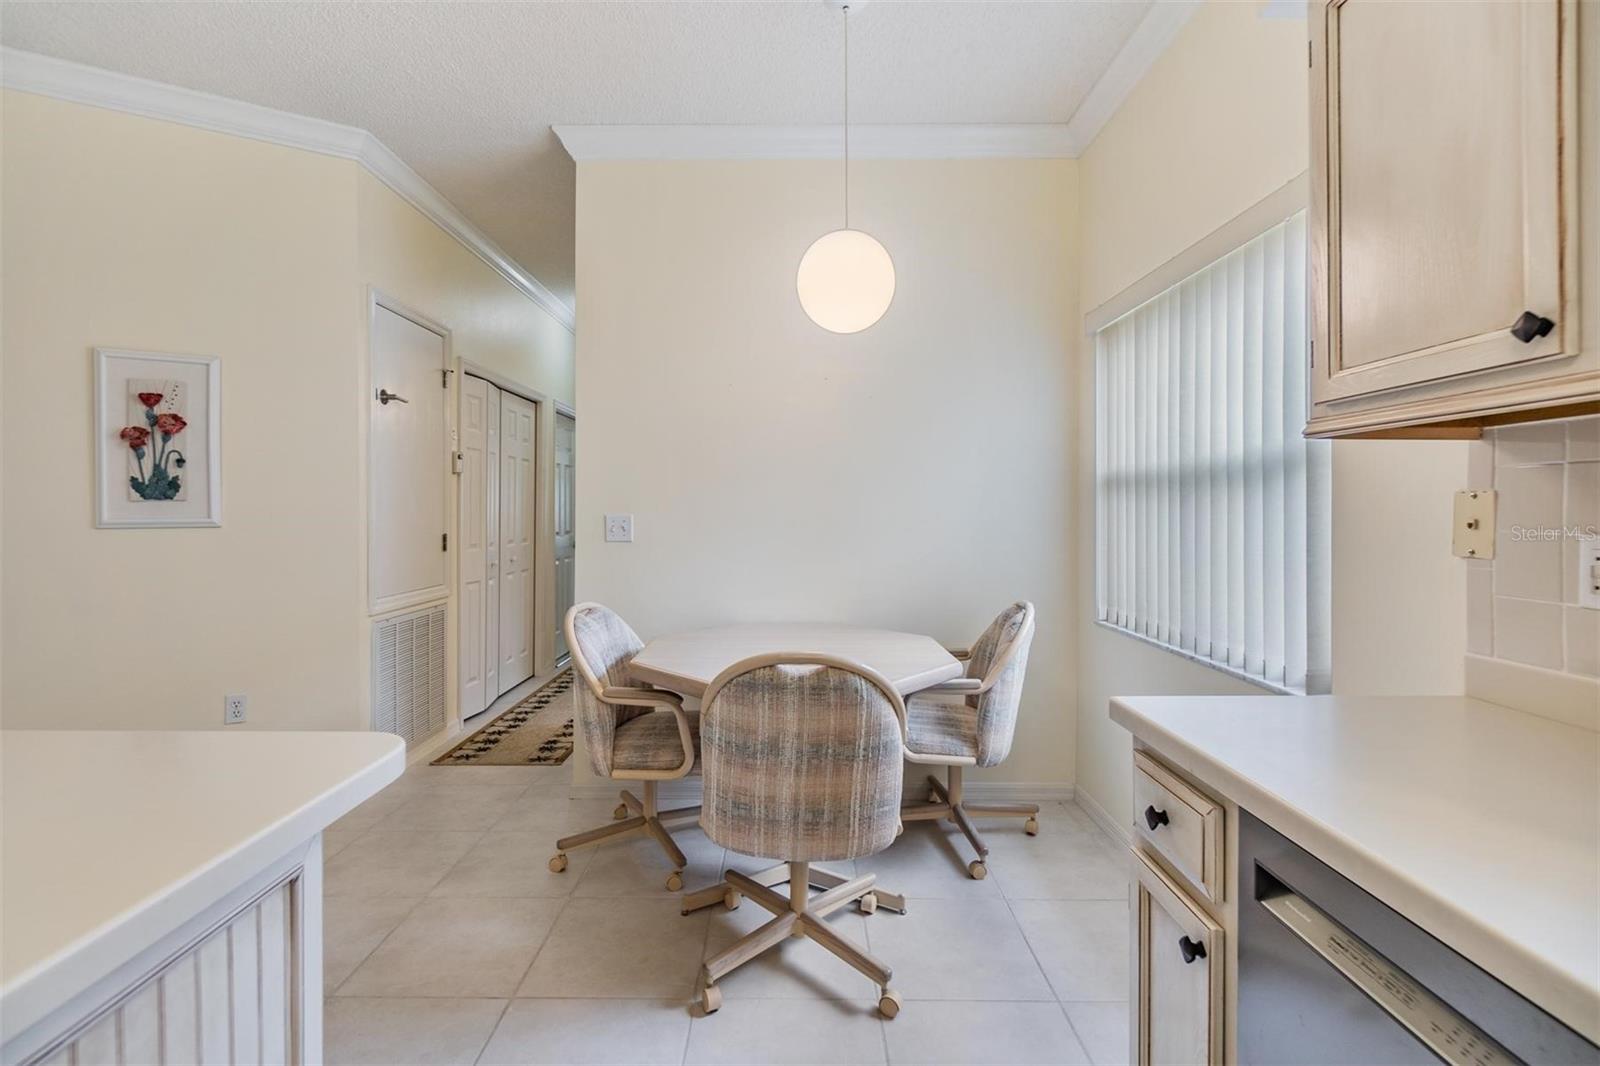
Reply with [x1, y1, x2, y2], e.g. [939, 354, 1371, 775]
[94, 348, 222, 528]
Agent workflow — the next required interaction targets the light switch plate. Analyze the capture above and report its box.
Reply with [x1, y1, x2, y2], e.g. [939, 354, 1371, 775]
[1452, 490, 1496, 560]
[1578, 537, 1600, 610]
[604, 513, 634, 543]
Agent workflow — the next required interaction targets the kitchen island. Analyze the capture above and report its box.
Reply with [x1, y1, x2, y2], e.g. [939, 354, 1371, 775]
[1, 730, 404, 1065]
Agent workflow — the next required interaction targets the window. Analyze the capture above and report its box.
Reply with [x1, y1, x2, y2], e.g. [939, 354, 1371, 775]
[1094, 212, 1331, 694]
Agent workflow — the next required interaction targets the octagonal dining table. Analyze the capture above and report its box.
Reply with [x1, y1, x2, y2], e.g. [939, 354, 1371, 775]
[629, 622, 963, 699]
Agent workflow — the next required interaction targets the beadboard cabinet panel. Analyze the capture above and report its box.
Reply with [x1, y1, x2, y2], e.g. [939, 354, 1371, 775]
[18, 876, 301, 1066]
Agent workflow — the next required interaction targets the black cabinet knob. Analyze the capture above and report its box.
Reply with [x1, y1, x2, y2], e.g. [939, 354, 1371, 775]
[1511, 311, 1555, 343]
[1144, 805, 1170, 831]
[1178, 936, 1208, 964]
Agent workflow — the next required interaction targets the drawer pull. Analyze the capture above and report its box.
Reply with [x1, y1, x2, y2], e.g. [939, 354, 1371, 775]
[1510, 311, 1555, 343]
[1143, 805, 1170, 831]
[1178, 935, 1207, 964]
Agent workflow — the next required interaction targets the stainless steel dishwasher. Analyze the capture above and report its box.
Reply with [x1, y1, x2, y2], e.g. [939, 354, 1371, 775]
[1238, 810, 1598, 1065]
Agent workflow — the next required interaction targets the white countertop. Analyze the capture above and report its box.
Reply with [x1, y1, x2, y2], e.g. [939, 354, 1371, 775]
[0, 730, 404, 1042]
[1110, 694, 1600, 1044]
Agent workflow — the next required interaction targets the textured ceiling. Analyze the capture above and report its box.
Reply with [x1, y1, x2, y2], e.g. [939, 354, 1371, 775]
[1, 0, 1153, 308]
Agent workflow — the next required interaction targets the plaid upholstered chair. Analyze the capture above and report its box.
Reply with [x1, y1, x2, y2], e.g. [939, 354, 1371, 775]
[899, 601, 1037, 880]
[548, 603, 701, 891]
[684, 653, 910, 1019]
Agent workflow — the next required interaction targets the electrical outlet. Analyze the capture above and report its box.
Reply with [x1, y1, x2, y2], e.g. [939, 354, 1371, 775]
[605, 513, 634, 543]
[1578, 537, 1600, 610]
[224, 694, 248, 725]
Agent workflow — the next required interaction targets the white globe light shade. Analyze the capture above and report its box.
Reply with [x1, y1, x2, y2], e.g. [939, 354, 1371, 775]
[796, 229, 896, 334]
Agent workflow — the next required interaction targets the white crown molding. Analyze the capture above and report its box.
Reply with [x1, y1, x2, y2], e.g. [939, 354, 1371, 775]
[1061, 0, 1204, 156]
[553, 2, 1202, 165]
[553, 123, 1079, 162]
[1, 47, 575, 332]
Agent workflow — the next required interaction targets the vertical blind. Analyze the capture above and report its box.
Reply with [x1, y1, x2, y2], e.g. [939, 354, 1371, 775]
[1095, 212, 1331, 694]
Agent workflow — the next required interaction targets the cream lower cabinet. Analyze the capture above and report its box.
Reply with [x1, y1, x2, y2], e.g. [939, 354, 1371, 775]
[1133, 849, 1225, 1065]
[1306, 0, 1595, 437]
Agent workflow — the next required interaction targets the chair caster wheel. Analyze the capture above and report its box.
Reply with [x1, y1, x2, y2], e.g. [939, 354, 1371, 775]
[613, 804, 629, 820]
[548, 853, 568, 873]
[858, 892, 878, 915]
[665, 871, 684, 892]
[724, 890, 742, 911]
[967, 860, 988, 880]
[700, 972, 722, 1014]
[1024, 817, 1039, 836]
[878, 989, 903, 1019]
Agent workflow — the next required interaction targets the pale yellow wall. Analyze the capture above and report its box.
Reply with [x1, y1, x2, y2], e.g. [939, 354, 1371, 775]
[1074, 0, 1468, 823]
[356, 171, 577, 723]
[1, 90, 367, 730]
[575, 157, 1079, 786]
[0, 90, 577, 736]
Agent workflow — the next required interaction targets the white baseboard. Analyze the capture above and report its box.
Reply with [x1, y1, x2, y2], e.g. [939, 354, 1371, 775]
[1074, 785, 1132, 848]
[962, 782, 1074, 803]
[405, 722, 464, 767]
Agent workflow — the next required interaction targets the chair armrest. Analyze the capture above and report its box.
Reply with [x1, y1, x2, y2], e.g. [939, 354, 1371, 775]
[600, 687, 695, 777]
[601, 685, 683, 709]
[918, 677, 983, 695]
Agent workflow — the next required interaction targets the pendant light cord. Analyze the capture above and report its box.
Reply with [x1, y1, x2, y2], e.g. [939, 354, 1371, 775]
[843, 3, 850, 230]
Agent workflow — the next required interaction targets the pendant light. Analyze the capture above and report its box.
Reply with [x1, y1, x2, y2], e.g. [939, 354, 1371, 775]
[796, 0, 895, 334]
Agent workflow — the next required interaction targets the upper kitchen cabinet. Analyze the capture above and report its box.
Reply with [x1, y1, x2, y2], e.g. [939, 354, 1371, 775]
[1306, 0, 1596, 438]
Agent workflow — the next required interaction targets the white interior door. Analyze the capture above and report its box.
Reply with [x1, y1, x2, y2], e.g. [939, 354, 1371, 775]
[553, 412, 576, 662]
[369, 303, 447, 613]
[498, 391, 536, 692]
[457, 375, 491, 719]
[484, 385, 501, 702]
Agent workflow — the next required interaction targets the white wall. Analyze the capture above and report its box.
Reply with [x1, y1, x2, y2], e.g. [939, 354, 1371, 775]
[574, 157, 1079, 786]
[2, 90, 366, 730]
[0, 89, 576, 733]
[1073, 0, 1469, 825]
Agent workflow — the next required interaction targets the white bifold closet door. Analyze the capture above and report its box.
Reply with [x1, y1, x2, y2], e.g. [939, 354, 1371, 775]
[458, 375, 492, 718]
[498, 391, 537, 694]
[458, 376, 534, 720]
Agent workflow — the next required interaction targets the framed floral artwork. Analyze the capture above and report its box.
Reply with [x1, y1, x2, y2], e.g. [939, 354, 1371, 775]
[94, 348, 221, 527]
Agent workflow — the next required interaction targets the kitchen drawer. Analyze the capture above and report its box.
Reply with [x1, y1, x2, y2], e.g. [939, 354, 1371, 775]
[1133, 750, 1223, 903]
[1133, 847, 1225, 1066]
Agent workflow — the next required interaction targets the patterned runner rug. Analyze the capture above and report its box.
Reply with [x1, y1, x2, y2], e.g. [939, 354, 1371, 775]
[432, 669, 575, 765]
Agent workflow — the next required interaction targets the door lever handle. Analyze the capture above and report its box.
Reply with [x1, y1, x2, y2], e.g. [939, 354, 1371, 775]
[377, 388, 409, 405]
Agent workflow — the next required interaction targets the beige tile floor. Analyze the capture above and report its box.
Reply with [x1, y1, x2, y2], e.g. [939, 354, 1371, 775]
[324, 762, 1132, 1066]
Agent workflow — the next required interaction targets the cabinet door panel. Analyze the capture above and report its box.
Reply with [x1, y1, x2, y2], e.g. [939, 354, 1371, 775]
[1133, 849, 1224, 1066]
[1312, 0, 1579, 410]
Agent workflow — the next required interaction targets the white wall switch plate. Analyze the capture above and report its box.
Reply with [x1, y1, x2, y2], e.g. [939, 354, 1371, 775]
[1578, 537, 1600, 610]
[224, 694, 248, 725]
[604, 513, 634, 543]
[1452, 490, 1496, 559]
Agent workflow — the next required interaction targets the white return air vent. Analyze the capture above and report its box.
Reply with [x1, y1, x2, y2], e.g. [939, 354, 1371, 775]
[373, 603, 447, 747]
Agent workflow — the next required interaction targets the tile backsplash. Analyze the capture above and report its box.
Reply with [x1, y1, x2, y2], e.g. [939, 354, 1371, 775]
[1467, 416, 1600, 679]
